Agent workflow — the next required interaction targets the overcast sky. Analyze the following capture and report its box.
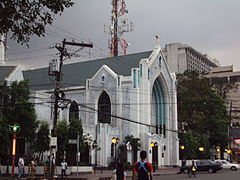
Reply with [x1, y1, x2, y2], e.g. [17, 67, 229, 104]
[6, 0, 240, 71]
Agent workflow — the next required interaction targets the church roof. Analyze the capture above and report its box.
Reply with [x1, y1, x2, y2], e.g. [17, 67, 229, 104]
[23, 51, 152, 91]
[0, 66, 17, 85]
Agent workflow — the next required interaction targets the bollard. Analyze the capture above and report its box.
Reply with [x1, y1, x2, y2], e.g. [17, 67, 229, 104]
[28, 163, 32, 176]
[44, 164, 47, 177]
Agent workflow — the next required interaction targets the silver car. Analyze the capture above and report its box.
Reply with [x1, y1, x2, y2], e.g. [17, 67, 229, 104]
[215, 160, 240, 171]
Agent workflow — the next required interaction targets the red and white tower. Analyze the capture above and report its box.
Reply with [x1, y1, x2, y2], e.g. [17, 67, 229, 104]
[106, 0, 133, 57]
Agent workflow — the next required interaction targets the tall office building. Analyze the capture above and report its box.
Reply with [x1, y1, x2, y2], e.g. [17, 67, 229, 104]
[206, 66, 240, 126]
[206, 66, 240, 161]
[162, 43, 220, 73]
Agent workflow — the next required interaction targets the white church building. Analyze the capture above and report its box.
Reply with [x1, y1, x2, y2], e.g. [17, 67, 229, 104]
[23, 44, 179, 166]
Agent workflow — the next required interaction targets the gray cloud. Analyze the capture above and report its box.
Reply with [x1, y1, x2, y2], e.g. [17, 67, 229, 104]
[6, 0, 240, 70]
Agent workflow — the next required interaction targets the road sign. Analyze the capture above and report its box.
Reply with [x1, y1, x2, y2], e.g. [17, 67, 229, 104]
[68, 139, 77, 144]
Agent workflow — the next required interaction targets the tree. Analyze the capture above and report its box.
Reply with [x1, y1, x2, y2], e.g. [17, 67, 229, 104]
[179, 130, 210, 159]
[177, 71, 228, 158]
[210, 78, 239, 100]
[0, 116, 11, 163]
[67, 118, 84, 165]
[124, 135, 141, 162]
[3, 80, 37, 142]
[0, 0, 74, 44]
[0, 80, 37, 163]
[33, 121, 50, 160]
[56, 120, 68, 160]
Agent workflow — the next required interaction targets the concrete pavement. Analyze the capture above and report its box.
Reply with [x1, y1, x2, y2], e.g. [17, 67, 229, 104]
[53, 167, 179, 179]
[0, 167, 179, 179]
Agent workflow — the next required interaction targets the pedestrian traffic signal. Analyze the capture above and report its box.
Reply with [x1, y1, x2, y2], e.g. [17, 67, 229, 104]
[9, 123, 21, 134]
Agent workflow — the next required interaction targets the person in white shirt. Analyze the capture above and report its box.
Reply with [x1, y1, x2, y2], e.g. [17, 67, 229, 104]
[61, 159, 68, 178]
[18, 155, 25, 178]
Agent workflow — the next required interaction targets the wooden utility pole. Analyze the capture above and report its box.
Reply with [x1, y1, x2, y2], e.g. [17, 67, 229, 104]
[49, 39, 93, 177]
[51, 39, 93, 136]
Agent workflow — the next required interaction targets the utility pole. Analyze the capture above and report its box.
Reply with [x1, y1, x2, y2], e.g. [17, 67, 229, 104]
[50, 39, 93, 136]
[105, 0, 133, 57]
[228, 100, 233, 151]
[49, 38, 93, 176]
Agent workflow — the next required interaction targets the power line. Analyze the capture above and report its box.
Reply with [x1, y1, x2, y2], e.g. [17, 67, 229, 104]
[77, 103, 178, 133]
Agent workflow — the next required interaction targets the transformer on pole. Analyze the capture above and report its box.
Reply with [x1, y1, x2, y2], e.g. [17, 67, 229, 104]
[105, 0, 133, 57]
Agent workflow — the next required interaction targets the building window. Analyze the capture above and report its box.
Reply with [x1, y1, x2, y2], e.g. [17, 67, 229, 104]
[69, 100, 79, 121]
[133, 69, 137, 88]
[230, 75, 240, 83]
[140, 64, 143, 77]
[159, 56, 162, 67]
[101, 75, 106, 83]
[98, 91, 111, 123]
[118, 76, 120, 86]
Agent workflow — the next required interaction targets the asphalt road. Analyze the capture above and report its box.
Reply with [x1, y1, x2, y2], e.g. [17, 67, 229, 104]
[153, 170, 240, 180]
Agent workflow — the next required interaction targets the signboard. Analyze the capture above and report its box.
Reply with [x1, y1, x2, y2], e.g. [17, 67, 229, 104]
[234, 139, 240, 145]
[68, 139, 77, 144]
[50, 137, 57, 147]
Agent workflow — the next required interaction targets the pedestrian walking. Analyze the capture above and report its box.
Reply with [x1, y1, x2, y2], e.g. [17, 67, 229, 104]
[45, 156, 50, 177]
[132, 150, 153, 180]
[30, 158, 37, 176]
[61, 159, 68, 178]
[18, 155, 25, 178]
[111, 162, 127, 180]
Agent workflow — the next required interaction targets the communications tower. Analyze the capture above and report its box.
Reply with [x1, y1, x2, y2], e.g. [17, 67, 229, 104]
[106, 0, 133, 56]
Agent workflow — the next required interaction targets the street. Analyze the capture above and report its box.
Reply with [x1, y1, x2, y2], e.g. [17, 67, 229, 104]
[152, 170, 240, 180]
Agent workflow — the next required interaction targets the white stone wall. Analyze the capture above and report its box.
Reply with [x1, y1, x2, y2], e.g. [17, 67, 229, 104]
[30, 45, 179, 167]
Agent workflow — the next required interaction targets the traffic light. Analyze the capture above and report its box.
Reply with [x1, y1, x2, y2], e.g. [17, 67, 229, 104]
[9, 123, 21, 134]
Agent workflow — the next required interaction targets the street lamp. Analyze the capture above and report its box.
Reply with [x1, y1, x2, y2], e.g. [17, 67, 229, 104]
[199, 147, 205, 160]
[112, 137, 119, 167]
[150, 142, 155, 147]
[199, 147, 204, 152]
[180, 145, 185, 160]
[9, 123, 21, 177]
[150, 141, 158, 171]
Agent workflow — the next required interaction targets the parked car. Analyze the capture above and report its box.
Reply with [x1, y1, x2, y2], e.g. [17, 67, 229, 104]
[195, 160, 222, 173]
[215, 159, 240, 171]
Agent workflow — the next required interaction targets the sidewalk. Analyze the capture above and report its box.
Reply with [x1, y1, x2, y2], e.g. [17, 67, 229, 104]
[60, 167, 179, 179]
[0, 167, 179, 180]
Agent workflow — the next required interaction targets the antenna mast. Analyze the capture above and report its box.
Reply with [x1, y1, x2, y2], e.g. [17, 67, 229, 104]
[106, 0, 133, 56]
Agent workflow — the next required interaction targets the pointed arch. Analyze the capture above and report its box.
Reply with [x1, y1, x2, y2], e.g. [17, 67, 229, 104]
[152, 78, 166, 136]
[98, 91, 111, 123]
[69, 100, 79, 121]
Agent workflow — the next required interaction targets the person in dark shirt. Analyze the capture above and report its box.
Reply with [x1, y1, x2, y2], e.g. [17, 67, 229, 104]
[133, 150, 153, 180]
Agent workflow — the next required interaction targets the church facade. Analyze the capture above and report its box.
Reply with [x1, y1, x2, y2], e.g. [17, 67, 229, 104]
[24, 44, 179, 166]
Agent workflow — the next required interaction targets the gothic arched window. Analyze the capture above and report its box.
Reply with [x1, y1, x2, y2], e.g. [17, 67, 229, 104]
[69, 100, 79, 121]
[98, 91, 111, 123]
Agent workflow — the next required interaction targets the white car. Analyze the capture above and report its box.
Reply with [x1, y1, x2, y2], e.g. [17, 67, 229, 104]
[215, 160, 240, 171]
